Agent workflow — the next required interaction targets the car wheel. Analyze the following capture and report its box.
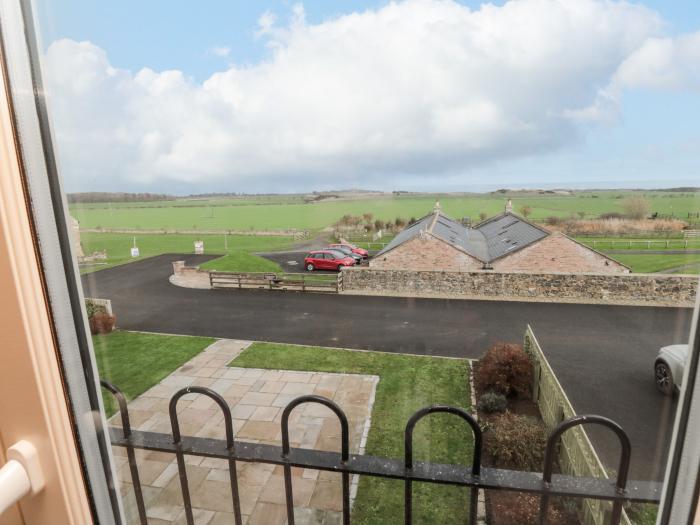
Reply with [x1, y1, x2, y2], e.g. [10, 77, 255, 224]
[306, 263, 314, 271]
[655, 361, 674, 395]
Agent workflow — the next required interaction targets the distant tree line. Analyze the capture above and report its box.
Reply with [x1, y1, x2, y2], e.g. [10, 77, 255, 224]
[334, 213, 417, 233]
[67, 192, 175, 203]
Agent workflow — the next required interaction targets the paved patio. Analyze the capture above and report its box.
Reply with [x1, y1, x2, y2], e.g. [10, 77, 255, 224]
[109, 339, 379, 525]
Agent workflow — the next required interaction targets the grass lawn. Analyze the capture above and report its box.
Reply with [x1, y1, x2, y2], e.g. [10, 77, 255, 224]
[80, 232, 294, 274]
[577, 237, 700, 250]
[200, 252, 283, 273]
[93, 330, 215, 416]
[609, 253, 700, 274]
[627, 503, 658, 525]
[231, 342, 473, 525]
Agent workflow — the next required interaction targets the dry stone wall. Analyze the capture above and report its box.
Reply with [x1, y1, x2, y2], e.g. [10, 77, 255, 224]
[342, 267, 697, 306]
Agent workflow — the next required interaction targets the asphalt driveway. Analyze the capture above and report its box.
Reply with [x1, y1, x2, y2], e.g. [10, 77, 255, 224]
[81, 253, 694, 481]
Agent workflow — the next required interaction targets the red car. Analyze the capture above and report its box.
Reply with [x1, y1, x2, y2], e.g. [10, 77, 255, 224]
[304, 250, 355, 271]
[328, 243, 369, 258]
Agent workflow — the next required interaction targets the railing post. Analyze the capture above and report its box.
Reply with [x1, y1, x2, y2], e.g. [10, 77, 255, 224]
[539, 415, 630, 525]
[281, 395, 350, 525]
[169, 387, 243, 525]
[404, 406, 482, 525]
[100, 381, 148, 525]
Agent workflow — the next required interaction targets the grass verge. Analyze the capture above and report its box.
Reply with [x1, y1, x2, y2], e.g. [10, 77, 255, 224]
[200, 252, 283, 273]
[230, 342, 473, 525]
[93, 330, 216, 416]
[610, 253, 700, 273]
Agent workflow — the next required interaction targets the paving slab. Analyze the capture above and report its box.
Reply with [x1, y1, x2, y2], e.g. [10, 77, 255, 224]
[109, 338, 379, 524]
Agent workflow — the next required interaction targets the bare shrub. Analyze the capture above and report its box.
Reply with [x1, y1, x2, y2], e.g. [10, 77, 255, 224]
[488, 412, 547, 470]
[498, 493, 565, 524]
[477, 343, 533, 399]
[622, 196, 651, 219]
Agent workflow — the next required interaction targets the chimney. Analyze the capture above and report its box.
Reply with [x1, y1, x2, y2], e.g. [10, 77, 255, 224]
[433, 200, 441, 213]
[505, 199, 513, 213]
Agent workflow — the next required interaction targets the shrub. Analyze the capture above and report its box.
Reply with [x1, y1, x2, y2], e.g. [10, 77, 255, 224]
[544, 215, 562, 226]
[477, 391, 507, 414]
[488, 412, 547, 470]
[498, 493, 564, 524]
[85, 299, 107, 318]
[477, 343, 533, 399]
[89, 312, 116, 335]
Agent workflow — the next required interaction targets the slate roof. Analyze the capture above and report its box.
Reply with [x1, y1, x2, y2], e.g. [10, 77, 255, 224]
[375, 209, 549, 263]
[476, 212, 549, 261]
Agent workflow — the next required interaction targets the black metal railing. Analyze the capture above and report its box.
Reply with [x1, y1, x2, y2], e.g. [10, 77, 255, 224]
[101, 380, 662, 525]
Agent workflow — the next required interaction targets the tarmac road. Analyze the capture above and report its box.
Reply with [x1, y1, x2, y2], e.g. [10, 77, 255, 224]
[81, 253, 694, 481]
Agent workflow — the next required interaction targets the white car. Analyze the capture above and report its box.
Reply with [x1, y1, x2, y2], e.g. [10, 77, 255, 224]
[655, 344, 689, 395]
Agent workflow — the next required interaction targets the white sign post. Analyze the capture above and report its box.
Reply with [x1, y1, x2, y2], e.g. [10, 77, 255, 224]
[130, 236, 139, 257]
[194, 240, 204, 254]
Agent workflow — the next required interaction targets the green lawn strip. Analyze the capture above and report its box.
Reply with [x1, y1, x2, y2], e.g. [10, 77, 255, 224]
[93, 330, 216, 417]
[576, 237, 700, 250]
[609, 253, 700, 273]
[230, 342, 473, 525]
[80, 232, 294, 274]
[200, 252, 283, 273]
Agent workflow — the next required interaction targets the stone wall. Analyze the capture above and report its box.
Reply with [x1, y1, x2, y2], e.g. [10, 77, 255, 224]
[491, 232, 629, 274]
[342, 267, 697, 306]
[170, 261, 211, 289]
[369, 234, 483, 272]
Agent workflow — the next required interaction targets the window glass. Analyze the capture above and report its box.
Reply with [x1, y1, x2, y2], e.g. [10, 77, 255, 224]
[12, 0, 700, 523]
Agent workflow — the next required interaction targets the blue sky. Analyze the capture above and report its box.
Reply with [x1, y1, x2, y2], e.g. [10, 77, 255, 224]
[36, 1, 700, 193]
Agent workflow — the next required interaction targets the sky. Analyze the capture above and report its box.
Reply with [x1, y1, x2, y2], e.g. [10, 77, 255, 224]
[35, 0, 700, 194]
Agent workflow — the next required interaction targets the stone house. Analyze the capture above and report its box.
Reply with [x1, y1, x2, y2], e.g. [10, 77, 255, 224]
[369, 204, 629, 274]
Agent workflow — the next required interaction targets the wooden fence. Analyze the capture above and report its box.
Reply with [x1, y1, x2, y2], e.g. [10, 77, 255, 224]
[210, 271, 342, 293]
[523, 325, 631, 525]
[589, 238, 698, 249]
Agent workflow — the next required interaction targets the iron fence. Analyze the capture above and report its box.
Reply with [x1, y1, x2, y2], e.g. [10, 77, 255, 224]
[102, 381, 662, 525]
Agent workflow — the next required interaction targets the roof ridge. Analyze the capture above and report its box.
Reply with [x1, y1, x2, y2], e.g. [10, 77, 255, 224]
[427, 209, 440, 233]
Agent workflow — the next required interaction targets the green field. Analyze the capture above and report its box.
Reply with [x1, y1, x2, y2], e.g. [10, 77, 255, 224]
[80, 232, 294, 273]
[609, 253, 700, 274]
[70, 191, 700, 231]
[231, 342, 473, 525]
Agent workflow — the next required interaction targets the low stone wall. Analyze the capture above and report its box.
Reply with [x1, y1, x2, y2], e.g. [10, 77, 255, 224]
[342, 267, 697, 306]
[170, 261, 211, 289]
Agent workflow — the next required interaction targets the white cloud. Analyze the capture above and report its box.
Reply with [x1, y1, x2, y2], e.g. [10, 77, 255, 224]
[43, 0, 689, 191]
[208, 46, 231, 58]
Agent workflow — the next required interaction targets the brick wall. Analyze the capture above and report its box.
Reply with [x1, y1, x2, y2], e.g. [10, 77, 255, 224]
[491, 233, 629, 274]
[369, 234, 482, 272]
[342, 267, 697, 306]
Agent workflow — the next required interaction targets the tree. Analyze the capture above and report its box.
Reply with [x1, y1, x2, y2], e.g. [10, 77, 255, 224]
[479, 212, 487, 221]
[362, 213, 374, 224]
[519, 205, 532, 218]
[395, 217, 406, 229]
[622, 196, 651, 219]
[374, 219, 384, 231]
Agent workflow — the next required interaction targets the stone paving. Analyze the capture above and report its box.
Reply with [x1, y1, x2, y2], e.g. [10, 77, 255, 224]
[109, 339, 379, 525]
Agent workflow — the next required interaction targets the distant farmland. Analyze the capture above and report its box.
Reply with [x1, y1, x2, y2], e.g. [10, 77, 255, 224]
[70, 191, 700, 231]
